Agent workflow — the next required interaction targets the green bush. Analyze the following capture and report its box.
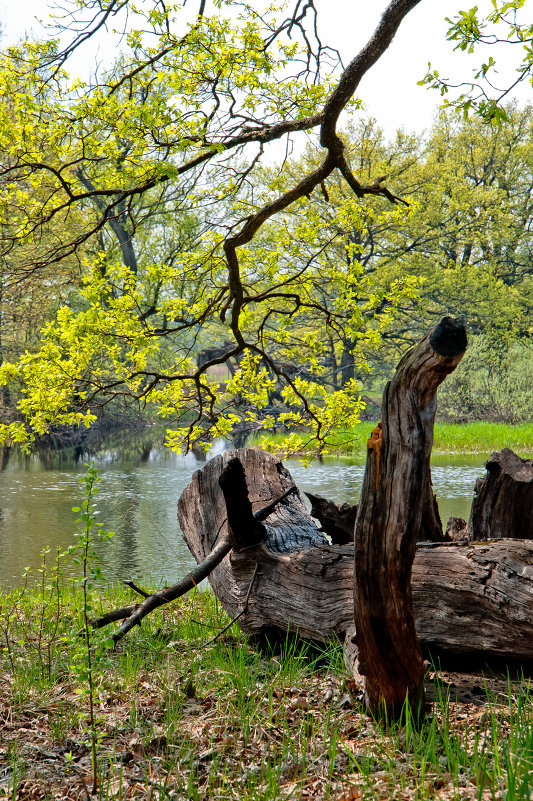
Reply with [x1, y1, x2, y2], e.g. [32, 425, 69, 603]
[437, 337, 533, 423]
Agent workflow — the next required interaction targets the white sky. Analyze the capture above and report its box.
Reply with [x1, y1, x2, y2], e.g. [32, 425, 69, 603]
[0, 0, 531, 137]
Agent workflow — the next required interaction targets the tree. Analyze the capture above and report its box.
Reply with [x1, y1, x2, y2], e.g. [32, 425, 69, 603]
[422, 1, 533, 124]
[0, 0, 423, 454]
[269, 104, 533, 403]
[2, 2, 529, 445]
[0, 58, 87, 448]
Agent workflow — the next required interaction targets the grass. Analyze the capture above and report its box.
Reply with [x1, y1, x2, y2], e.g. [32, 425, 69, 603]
[254, 421, 533, 459]
[432, 422, 533, 456]
[1, 580, 532, 800]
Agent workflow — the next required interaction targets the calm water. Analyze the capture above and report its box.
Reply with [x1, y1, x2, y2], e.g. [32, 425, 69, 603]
[0, 442, 487, 588]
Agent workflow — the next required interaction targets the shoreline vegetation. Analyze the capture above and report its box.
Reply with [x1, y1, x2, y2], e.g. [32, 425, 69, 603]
[9, 420, 532, 468]
[1, 582, 532, 800]
[254, 421, 533, 459]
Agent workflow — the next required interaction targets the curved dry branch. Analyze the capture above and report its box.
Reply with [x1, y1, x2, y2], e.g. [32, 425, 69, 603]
[110, 536, 232, 643]
[320, 0, 423, 146]
[220, 0, 422, 341]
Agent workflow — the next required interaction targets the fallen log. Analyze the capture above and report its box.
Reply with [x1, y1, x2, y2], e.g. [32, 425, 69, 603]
[178, 448, 533, 662]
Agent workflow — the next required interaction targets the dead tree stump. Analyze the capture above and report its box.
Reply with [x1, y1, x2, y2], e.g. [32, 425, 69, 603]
[305, 493, 357, 545]
[468, 449, 533, 540]
[353, 316, 467, 717]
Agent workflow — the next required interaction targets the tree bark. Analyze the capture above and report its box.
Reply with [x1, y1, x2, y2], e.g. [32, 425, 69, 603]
[468, 448, 533, 540]
[178, 448, 533, 661]
[353, 316, 467, 716]
[305, 492, 357, 545]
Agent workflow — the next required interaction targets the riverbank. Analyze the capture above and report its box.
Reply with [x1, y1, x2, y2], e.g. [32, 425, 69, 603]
[1, 581, 531, 800]
[254, 421, 533, 458]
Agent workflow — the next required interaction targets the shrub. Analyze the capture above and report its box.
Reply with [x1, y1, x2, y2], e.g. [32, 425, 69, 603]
[437, 337, 533, 423]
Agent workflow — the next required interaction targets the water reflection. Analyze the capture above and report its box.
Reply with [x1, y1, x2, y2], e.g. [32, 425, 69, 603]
[0, 437, 487, 588]
[0, 444, 208, 588]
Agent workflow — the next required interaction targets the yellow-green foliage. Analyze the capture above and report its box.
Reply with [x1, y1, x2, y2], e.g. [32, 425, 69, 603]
[2, 2, 533, 456]
[0, 2, 372, 456]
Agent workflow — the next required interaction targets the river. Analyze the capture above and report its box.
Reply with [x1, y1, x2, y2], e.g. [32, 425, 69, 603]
[0, 438, 488, 588]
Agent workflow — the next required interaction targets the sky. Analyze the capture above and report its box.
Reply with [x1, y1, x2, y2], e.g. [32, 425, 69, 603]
[0, 0, 531, 137]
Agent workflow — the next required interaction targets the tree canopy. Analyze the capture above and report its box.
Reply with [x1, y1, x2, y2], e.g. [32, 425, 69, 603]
[0, 0, 531, 453]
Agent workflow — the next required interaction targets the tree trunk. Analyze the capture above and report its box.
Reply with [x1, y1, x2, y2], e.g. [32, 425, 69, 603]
[468, 448, 533, 540]
[339, 341, 355, 387]
[353, 317, 467, 716]
[178, 448, 533, 661]
[421, 480, 444, 542]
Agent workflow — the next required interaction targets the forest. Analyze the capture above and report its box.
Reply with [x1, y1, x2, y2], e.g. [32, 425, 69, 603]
[1, 1, 533, 799]
[1, 0, 533, 458]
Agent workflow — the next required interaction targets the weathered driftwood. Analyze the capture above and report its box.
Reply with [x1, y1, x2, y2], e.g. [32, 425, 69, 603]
[468, 448, 533, 540]
[304, 492, 357, 545]
[178, 448, 533, 661]
[305, 485, 442, 546]
[353, 316, 467, 714]
[445, 516, 469, 542]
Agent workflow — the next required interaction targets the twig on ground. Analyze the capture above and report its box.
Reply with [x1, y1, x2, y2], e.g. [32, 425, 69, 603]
[112, 537, 233, 644]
